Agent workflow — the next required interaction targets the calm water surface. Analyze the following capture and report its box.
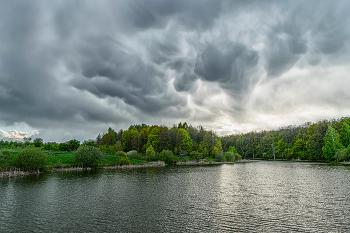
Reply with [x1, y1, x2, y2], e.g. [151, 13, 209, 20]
[1, 161, 350, 232]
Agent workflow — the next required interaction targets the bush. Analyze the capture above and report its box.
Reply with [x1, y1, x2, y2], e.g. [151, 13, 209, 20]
[127, 150, 138, 159]
[2, 150, 10, 159]
[190, 151, 202, 161]
[179, 156, 192, 162]
[146, 145, 156, 161]
[116, 157, 131, 165]
[235, 153, 242, 160]
[74, 145, 103, 168]
[335, 149, 350, 162]
[116, 151, 127, 157]
[215, 153, 224, 162]
[159, 150, 175, 164]
[225, 152, 235, 162]
[107, 146, 115, 154]
[13, 148, 48, 171]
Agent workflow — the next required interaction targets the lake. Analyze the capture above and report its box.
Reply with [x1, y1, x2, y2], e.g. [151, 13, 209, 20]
[1, 161, 350, 232]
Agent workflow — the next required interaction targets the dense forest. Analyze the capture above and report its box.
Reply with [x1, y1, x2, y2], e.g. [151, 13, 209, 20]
[96, 117, 350, 162]
[1, 117, 350, 163]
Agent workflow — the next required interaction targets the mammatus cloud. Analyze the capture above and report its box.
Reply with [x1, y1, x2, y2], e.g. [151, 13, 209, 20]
[1, 0, 350, 142]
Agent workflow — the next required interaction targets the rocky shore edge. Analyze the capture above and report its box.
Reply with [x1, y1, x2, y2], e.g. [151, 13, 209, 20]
[235, 159, 260, 163]
[176, 161, 235, 165]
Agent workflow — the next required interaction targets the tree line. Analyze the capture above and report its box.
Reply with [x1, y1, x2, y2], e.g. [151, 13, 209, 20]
[96, 122, 224, 159]
[221, 117, 350, 162]
[2, 117, 350, 163]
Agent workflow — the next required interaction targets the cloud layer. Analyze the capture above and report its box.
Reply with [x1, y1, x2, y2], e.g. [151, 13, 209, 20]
[1, 0, 350, 141]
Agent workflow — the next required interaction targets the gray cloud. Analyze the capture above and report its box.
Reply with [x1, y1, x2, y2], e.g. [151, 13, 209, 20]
[194, 42, 259, 96]
[1, 0, 350, 141]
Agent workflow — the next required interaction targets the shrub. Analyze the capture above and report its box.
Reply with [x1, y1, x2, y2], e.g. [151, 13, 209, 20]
[335, 149, 350, 162]
[235, 153, 242, 160]
[127, 150, 138, 159]
[190, 151, 202, 161]
[74, 145, 103, 168]
[227, 146, 238, 154]
[215, 153, 224, 162]
[225, 152, 235, 162]
[2, 150, 10, 159]
[13, 148, 48, 171]
[146, 145, 156, 161]
[116, 151, 127, 157]
[116, 157, 131, 165]
[159, 150, 174, 164]
[107, 146, 115, 155]
[179, 156, 192, 162]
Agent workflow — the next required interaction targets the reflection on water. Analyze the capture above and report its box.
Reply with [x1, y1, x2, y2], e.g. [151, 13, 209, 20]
[1, 161, 350, 232]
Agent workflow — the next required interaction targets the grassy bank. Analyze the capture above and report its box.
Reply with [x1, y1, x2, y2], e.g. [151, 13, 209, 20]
[0, 149, 146, 171]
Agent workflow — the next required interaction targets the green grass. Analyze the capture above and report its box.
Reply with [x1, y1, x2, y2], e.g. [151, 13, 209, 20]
[0, 148, 149, 170]
[205, 157, 216, 162]
[46, 151, 76, 168]
[179, 156, 192, 162]
[102, 153, 122, 165]
[130, 159, 147, 164]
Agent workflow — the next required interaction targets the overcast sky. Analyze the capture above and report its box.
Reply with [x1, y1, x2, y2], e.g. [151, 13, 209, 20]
[1, 0, 350, 142]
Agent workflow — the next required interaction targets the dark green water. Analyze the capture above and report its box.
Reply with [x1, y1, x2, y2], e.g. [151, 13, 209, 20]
[1, 161, 350, 232]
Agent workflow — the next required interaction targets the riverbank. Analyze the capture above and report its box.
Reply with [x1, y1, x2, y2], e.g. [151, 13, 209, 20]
[0, 161, 167, 179]
[235, 159, 260, 163]
[176, 161, 235, 165]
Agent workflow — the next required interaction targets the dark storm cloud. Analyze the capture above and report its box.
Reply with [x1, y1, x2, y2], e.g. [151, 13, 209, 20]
[194, 42, 259, 94]
[1, 0, 350, 141]
[122, 0, 223, 30]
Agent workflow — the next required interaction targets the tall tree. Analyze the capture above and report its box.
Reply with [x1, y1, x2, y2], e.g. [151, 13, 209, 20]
[291, 139, 306, 159]
[340, 122, 350, 148]
[322, 126, 343, 160]
[147, 126, 160, 152]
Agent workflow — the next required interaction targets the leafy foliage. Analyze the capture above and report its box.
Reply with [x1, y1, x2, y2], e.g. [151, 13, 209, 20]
[116, 157, 131, 165]
[322, 126, 343, 161]
[116, 151, 127, 157]
[291, 139, 307, 159]
[189, 151, 202, 161]
[224, 152, 235, 162]
[146, 145, 156, 161]
[74, 145, 103, 168]
[33, 138, 43, 147]
[13, 148, 48, 171]
[215, 153, 224, 162]
[340, 122, 350, 148]
[159, 150, 175, 164]
[335, 149, 349, 162]
[126, 150, 138, 159]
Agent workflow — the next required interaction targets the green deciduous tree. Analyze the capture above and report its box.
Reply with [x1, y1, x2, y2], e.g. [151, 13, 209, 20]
[33, 138, 43, 147]
[340, 122, 350, 148]
[178, 128, 193, 154]
[291, 139, 307, 159]
[146, 127, 160, 152]
[146, 145, 156, 161]
[322, 126, 343, 161]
